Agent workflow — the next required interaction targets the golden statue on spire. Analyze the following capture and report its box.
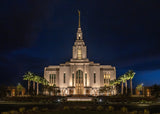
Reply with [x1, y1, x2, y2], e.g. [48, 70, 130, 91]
[78, 10, 80, 28]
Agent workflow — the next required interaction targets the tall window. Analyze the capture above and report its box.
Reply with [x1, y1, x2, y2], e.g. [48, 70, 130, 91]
[77, 48, 82, 59]
[49, 74, 51, 83]
[72, 74, 74, 86]
[94, 73, 96, 83]
[54, 74, 56, 84]
[104, 73, 110, 85]
[76, 74, 78, 83]
[85, 73, 87, 86]
[52, 74, 53, 83]
[64, 73, 66, 83]
[49, 74, 53, 83]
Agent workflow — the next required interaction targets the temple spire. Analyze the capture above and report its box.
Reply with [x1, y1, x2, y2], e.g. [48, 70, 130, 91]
[78, 10, 81, 28]
[76, 10, 82, 40]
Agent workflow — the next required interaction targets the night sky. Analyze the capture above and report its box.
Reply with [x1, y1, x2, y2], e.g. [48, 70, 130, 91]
[0, 0, 160, 88]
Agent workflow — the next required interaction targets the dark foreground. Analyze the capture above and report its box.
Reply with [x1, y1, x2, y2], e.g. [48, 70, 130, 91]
[1, 102, 160, 114]
[1, 96, 160, 113]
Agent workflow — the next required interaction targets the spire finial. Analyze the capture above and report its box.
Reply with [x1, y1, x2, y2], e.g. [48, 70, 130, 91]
[78, 10, 80, 28]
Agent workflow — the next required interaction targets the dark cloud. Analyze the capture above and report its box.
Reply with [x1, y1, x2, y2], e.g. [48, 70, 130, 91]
[0, 0, 160, 86]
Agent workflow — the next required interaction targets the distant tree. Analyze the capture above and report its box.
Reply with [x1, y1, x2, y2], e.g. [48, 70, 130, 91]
[0, 85, 7, 98]
[136, 83, 143, 95]
[151, 84, 160, 98]
[23, 71, 34, 95]
[17, 83, 24, 96]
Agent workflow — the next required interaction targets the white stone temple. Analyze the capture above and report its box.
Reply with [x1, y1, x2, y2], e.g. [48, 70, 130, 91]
[44, 11, 116, 96]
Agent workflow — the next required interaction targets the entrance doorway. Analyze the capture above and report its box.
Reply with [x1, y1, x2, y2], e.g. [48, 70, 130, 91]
[76, 70, 84, 94]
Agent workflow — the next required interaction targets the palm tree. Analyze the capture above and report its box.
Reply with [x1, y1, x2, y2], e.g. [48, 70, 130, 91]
[34, 75, 42, 95]
[109, 80, 116, 86]
[119, 75, 126, 95]
[41, 78, 49, 95]
[127, 70, 136, 95]
[110, 79, 122, 95]
[123, 74, 129, 94]
[23, 71, 34, 95]
[31, 75, 36, 92]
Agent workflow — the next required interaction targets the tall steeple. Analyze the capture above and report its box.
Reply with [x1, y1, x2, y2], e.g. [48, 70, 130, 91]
[71, 10, 88, 61]
[77, 10, 83, 40]
[78, 10, 81, 28]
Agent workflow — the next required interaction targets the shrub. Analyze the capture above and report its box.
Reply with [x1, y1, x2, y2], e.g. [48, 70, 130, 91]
[64, 106, 70, 110]
[130, 110, 138, 114]
[87, 106, 92, 110]
[108, 106, 114, 111]
[138, 111, 143, 114]
[41, 108, 48, 111]
[19, 107, 25, 113]
[73, 106, 79, 110]
[121, 107, 128, 113]
[26, 109, 32, 112]
[9, 110, 18, 114]
[97, 105, 103, 111]
[144, 109, 150, 114]
[1, 112, 9, 114]
[32, 106, 39, 111]
[139, 99, 147, 104]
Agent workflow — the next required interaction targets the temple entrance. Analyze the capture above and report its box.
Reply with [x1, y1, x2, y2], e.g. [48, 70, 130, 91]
[76, 70, 84, 94]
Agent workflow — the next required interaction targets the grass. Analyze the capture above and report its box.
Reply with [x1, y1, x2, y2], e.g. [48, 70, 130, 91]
[28, 110, 127, 114]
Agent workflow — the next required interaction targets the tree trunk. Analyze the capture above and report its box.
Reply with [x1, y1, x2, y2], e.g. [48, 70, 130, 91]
[125, 80, 127, 94]
[37, 82, 39, 95]
[121, 81, 123, 95]
[130, 79, 132, 95]
[33, 81, 35, 91]
[28, 80, 30, 95]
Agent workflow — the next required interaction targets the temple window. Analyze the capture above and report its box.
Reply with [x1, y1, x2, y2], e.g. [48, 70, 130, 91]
[77, 48, 82, 59]
[72, 74, 74, 86]
[85, 73, 87, 86]
[104, 72, 110, 85]
[64, 73, 66, 83]
[49, 74, 54, 83]
[54, 74, 56, 84]
[94, 73, 96, 83]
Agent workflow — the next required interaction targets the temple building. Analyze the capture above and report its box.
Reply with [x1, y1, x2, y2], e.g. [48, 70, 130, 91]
[44, 11, 116, 96]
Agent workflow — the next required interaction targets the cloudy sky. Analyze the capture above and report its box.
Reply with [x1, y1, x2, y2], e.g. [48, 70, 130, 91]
[0, 0, 160, 87]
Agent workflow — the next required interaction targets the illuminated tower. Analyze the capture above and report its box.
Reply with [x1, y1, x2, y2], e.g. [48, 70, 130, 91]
[71, 10, 88, 61]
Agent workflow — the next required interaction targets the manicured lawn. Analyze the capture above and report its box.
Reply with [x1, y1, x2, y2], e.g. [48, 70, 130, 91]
[31, 110, 126, 114]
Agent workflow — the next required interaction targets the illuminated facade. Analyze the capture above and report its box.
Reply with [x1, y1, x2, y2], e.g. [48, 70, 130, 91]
[44, 12, 116, 96]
